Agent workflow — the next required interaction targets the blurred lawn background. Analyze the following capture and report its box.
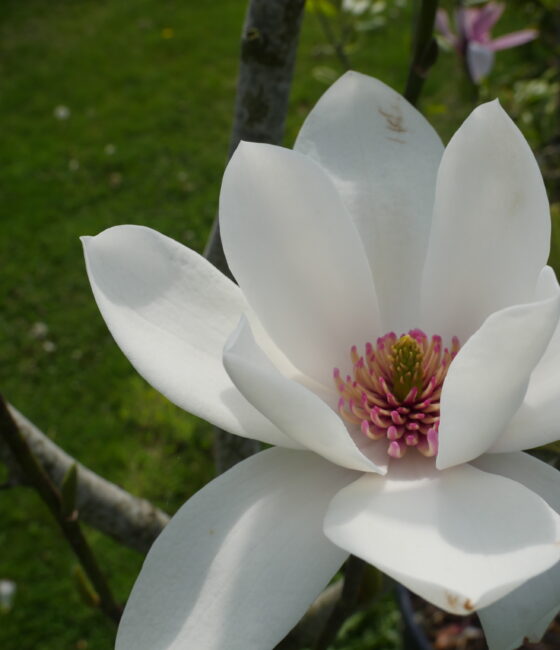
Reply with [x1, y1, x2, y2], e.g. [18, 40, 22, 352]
[1, 0, 557, 648]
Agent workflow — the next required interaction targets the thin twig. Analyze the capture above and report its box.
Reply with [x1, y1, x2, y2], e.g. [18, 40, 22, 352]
[315, 8, 351, 70]
[0, 404, 169, 553]
[0, 395, 122, 624]
[404, 0, 440, 105]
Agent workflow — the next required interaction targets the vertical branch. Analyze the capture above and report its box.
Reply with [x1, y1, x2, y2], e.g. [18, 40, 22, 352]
[0, 395, 122, 624]
[404, 0, 439, 106]
[204, 0, 306, 277]
[205, 0, 306, 473]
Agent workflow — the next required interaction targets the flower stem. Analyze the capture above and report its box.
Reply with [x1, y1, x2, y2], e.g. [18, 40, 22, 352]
[0, 395, 122, 624]
[404, 0, 440, 106]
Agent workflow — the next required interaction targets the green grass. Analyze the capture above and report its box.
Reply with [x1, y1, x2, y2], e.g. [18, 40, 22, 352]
[0, 1, 554, 648]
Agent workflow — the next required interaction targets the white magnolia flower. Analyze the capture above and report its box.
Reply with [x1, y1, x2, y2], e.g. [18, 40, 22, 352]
[0, 579, 16, 613]
[82, 72, 560, 650]
[342, 0, 371, 15]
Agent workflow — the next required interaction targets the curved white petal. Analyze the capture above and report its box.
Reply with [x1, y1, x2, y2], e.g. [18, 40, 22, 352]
[219, 141, 380, 385]
[324, 458, 560, 615]
[437, 279, 560, 470]
[421, 100, 550, 343]
[116, 448, 355, 650]
[82, 225, 296, 448]
[474, 452, 560, 649]
[295, 71, 444, 333]
[491, 268, 560, 453]
[224, 316, 388, 473]
[474, 451, 560, 512]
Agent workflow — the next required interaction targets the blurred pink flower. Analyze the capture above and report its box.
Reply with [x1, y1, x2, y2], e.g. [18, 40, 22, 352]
[437, 2, 538, 82]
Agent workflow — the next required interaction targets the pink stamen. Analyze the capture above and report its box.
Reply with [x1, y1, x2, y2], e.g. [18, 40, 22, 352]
[418, 427, 439, 457]
[388, 440, 407, 459]
[335, 330, 458, 462]
[387, 425, 403, 440]
[390, 410, 405, 425]
[405, 432, 419, 446]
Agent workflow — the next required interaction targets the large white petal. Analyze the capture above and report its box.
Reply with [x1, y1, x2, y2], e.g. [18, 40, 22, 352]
[480, 566, 560, 650]
[116, 448, 356, 650]
[82, 225, 297, 448]
[324, 458, 560, 614]
[491, 268, 560, 453]
[219, 141, 380, 385]
[474, 452, 560, 650]
[224, 316, 388, 473]
[421, 100, 550, 342]
[437, 278, 560, 470]
[295, 71, 443, 334]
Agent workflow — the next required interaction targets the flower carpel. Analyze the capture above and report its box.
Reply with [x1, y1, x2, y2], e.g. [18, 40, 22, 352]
[335, 330, 460, 460]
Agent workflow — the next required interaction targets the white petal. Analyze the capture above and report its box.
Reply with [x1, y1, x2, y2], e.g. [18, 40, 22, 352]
[295, 71, 444, 333]
[474, 451, 560, 512]
[480, 565, 560, 650]
[491, 268, 560, 452]
[219, 141, 380, 385]
[421, 100, 550, 342]
[224, 316, 388, 473]
[437, 281, 560, 470]
[474, 452, 560, 649]
[82, 225, 297, 448]
[324, 458, 560, 615]
[116, 448, 355, 650]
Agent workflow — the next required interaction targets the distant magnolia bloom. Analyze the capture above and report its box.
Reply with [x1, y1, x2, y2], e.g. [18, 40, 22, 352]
[437, 2, 538, 82]
[83, 72, 560, 650]
[53, 105, 70, 120]
[342, 0, 371, 15]
[0, 580, 16, 612]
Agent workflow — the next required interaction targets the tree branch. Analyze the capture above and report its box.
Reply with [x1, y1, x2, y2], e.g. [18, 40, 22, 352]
[315, 8, 351, 71]
[0, 402, 169, 554]
[205, 0, 306, 474]
[204, 0, 306, 278]
[404, 0, 439, 106]
[0, 395, 122, 623]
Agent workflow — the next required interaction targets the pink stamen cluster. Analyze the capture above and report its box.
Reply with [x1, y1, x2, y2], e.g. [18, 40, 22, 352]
[334, 329, 460, 460]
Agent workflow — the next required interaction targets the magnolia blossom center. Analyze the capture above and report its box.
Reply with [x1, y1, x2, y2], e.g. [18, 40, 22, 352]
[334, 330, 460, 460]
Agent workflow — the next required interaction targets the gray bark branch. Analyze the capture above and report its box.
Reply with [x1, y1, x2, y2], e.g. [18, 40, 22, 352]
[205, 0, 306, 474]
[0, 404, 169, 554]
[204, 0, 306, 278]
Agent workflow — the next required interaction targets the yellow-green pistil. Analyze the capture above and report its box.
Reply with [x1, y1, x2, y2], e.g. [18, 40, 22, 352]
[390, 334, 425, 402]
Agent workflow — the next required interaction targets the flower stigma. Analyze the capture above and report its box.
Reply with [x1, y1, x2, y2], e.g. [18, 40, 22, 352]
[334, 330, 460, 460]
